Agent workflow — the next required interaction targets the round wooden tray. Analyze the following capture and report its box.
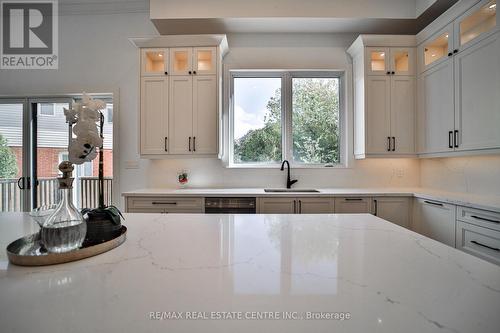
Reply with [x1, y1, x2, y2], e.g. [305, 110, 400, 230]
[6, 226, 127, 266]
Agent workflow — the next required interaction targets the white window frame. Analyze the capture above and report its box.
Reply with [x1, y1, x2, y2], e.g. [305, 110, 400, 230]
[228, 70, 345, 168]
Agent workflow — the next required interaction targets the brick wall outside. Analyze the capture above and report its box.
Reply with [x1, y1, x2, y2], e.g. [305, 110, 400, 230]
[10, 147, 113, 178]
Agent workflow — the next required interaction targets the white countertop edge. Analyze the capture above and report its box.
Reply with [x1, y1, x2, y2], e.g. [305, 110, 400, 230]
[121, 188, 500, 213]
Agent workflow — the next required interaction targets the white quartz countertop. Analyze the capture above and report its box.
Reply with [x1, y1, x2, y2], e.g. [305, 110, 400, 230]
[122, 187, 500, 212]
[1, 213, 500, 333]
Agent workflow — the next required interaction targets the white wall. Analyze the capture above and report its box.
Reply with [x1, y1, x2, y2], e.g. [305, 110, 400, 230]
[0, 11, 437, 209]
[420, 156, 500, 197]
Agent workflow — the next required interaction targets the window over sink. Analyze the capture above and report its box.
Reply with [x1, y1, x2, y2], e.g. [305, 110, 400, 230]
[229, 70, 344, 167]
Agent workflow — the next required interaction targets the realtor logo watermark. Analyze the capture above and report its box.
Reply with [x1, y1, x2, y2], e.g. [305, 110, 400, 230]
[1, 0, 58, 69]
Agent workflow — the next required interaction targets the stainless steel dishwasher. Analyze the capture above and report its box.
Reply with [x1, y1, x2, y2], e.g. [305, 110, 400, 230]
[204, 197, 256, 214]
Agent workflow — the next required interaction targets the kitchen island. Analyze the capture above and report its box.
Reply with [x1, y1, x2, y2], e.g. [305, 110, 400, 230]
[1, 213, 499, 333]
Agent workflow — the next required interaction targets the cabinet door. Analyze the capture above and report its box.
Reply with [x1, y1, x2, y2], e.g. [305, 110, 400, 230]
[417, 59, 455, 154]
[193, 47, 217, 75]
[334, 197, 372, 213]
[373, 197, 410, 228]
[169, 76, 193, 154]
[454, 0, 498, 53]
[170, 48, 193, 76]
[413, 198, 456, 247]
[418, 23, 454, 73]
[454, 32, 500, 151]
[366, 76, 391, 154]
[258, 198, 296, 214]
[140, 77, 168, 155]
[297, 198, 334, 214]
[192, 75, 217, 154]
[141, 49, 168, 76]
[390, 76, 415, 154]
[365, 47, 390, 75]
[390, 48, 415, 76]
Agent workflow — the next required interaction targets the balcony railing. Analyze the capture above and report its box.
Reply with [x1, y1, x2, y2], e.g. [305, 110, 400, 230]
[0, 177, 113, 212]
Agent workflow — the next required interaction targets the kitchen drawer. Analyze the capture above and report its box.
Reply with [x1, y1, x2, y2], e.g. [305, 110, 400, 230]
[126, 196, 203, 213]
[457, 206, 500, 232]
[456, 221, 500, 266]
[334, 197, 372, 214]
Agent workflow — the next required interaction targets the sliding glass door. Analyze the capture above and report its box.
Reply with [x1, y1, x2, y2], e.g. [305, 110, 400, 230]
[0, 100, 28, 212]
[0, 96, 113, 212]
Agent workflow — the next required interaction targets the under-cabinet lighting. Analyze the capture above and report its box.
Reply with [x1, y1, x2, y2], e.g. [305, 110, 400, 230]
[431, 54, 436, 57]
[445, 34, 449, 38]
[380, 52, 385, 57]
[158, 53, 163, 57]
[489, 3, 496, 9]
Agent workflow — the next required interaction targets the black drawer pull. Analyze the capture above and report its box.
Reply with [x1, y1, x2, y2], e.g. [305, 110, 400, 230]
[345, 198, 363, 201]
[448, 131, 453, 148]
[424, 200, 443, 207]
[471, 240, 500, 252]
[152, 202, 177, 205]
[471, 215, 500, 224]
[387, 136, 391, 151]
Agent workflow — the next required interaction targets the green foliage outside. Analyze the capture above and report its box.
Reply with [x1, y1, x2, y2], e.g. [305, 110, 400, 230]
[234, 78, 340, 164]
[0, 134, 18, 178]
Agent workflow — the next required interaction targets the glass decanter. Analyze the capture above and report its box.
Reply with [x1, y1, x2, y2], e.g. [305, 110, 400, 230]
[41, 161, 87, 253]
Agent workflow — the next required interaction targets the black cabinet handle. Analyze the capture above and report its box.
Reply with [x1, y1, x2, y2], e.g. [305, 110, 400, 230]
[293, 200, 297, 214]
[424, 200, 443, 207]
[454, 130, 459, 148]
[448, 131, 453, 148]
[164, 137, 168, 152]
[17, 177, 25, 190]
[373, 199, 378, 216]
[164, 71, 168, 75]
[193, 70, 197, 75]
[386, 71, 391, 75]
[345, 198, 363, 201]
[392, 137, 396, 151]
[391, 71, 395, 75]
[471, 240, 500, 252]
[471, 215, 500, 224]
[298, 200, 302, 214]
[152, 202, 177, 205]
[453, 49, 458, 54]
[448, 52, 453, 57]
[193, 136, 196, 152]
[387, 136, 391, 151]
[188, 137, 192, 151]
[188, 71, 192, 75]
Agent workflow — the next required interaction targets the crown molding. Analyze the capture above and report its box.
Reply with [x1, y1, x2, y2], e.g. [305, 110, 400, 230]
[59, 0, 149, 15]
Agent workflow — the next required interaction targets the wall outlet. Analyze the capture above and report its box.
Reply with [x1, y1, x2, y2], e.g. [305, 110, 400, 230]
[395, 168, 405, 178]
[125, 160, 140, 169]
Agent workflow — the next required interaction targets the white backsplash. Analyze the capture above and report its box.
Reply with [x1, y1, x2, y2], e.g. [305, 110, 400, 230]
[146, 157, 420, 189]
[420, 155, 500, 197]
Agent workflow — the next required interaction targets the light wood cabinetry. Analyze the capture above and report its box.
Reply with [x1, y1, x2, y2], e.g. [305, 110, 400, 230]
[334, 197, 372, 213]
[413, 198, 456, 247]
[348, 36, 416, 158]
[133, 36, 227, 158]
[417, 0, 500, 156]
[373, 197, 411, 228]
[258, 197, 334, 214]
[126, 196, 203, 213]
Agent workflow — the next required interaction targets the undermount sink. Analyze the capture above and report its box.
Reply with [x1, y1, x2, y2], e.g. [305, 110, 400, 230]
[264, 188, 320, 193]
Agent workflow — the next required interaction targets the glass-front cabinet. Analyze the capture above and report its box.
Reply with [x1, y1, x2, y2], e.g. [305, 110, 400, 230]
[365, 47, 389, 75]
[170, 48, 192, 76]
[456, 0, 497, 49]
[141, 49, 168, 76]
[194, 47, 217, 75]
[419, 24, 453, 73]
[366, 47, 414, 76]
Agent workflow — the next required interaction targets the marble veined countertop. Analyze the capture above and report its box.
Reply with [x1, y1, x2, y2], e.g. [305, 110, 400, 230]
[1, 213, 500, 333]
[122, 187, 500, 212]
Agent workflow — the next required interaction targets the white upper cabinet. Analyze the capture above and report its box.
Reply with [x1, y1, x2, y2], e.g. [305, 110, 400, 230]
[416, 0, 500, 156]
[417, 60, 455, 154]
[170, 48, 193, 76]
[455, 0, 498, 52]
[194, 47, 217, 75]
[192, 76, 218, 154]
[134, 35, 227, 157]
[141, 49, 168, 76]
[418, 24, 453, 74]
[454, 32, 500, 151]
[348, 36, 416, 158]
